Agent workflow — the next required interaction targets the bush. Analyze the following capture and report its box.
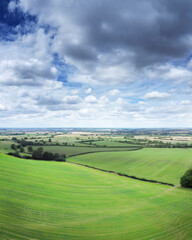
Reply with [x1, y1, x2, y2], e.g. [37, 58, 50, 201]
[53, 153, 60, 159]
[22, 155, 32, 159]
[42, 151, 54, 160]
[8, 152, 21, 158]
[180, 169, 192, 188]
[32, 147, 44, 160]
[28, 146, 33, 153]
[31, 147, 65, 162]
[54, 157, 66, 162]
[11, 144, 16, 150]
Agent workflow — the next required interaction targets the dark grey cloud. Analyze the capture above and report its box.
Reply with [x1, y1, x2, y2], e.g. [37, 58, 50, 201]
[65, 44, 97, 62]
[14, 62, 56, 80]
[33, 95, 82, 112]
[76, 0, 192, 67]
[4, 79, 42, 87]
[0, 58, 57, 87]
[20, 0, 192, 70]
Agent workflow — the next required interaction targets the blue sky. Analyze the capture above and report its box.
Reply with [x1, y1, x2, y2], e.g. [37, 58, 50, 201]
[0, 0, 192, 128]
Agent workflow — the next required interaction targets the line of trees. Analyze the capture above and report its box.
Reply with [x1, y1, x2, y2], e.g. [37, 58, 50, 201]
[32, 147, 66, 161]
[9, 145, 66, 162]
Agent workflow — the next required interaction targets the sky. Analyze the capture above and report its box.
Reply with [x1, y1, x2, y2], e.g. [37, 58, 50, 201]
[0, 0, 192, 128]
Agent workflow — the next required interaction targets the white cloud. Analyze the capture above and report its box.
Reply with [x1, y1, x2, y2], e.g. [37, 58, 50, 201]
[84, 95, 98, 103]
[99, 96, 109, 104]
[0, 104, 6, 111]
[144, 91, 171, 100]
[116, 97, 125, 105]
[108, 89, 121, 96]
[85, 88, 92, 94]
[181, 100, 191, 105]
[0, 28, 57, 87]
[78, 108, 89, 116]
[70, 89, 80, 95]
[68, 74, 99, 86]
[138, 101, 146, 105]
[63, 95, 82, 105]
[8, 1, 18, 12]
[147, 63, 192, 85]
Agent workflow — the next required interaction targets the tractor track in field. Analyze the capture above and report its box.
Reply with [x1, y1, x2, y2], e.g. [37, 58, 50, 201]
[67, 160, 175, 187]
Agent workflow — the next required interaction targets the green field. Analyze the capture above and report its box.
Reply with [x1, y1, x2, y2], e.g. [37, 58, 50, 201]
[0, 153, 192, 239]
[89, 140, 140, 147]
[29, 145, 140, 157]
[69, 148, 192, 185]
[0, 140, 15, 153]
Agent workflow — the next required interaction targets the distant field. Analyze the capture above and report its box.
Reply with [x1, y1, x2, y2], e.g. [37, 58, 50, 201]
[89, 140, 140, 147]
[0, 140, 15, 153]
[69, 148, 192, 185]
[30, 145, 141, 157]
[134, 135, 192, 144]
[53, 135, 80, 144]
[0, 133, 53, 140]
[0, 153, 192, 239]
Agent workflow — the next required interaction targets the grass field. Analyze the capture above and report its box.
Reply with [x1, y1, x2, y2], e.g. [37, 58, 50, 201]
[0, 153, 192, 239]
[29, 145, 140, 157]
[0, 140, 15, 153]
[69, 148, 192, 185]
[89, 140, 140, 147]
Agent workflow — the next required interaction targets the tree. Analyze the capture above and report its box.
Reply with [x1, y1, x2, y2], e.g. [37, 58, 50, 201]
[53, 153, 60, 159]
[180, 169, 192, 188]
[8, 152, 21, 158]
[20, 146, 25, 153]
[20, 139, 28, 147]
[28, 146, 33, 153]
[11, 144, 16, 150]
[42, 151, 54, 160]
[32, 147, 44, 160]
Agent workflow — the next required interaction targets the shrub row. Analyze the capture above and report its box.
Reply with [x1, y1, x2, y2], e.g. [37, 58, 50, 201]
[68, 161, 174, 187]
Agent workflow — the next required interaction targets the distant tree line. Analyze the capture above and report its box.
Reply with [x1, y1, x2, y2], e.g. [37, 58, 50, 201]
[9, 145, 66, 162]
[32, 147, 66, 161]
[10, 138, 76, 147]
[79, 138, 192, 148]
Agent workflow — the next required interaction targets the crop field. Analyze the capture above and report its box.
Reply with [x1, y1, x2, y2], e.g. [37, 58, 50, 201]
[0, 153, 192, 239]
[29, 145, 140, 157]
[69, 148, 192, 185]
[53, 135, 81, 144]
[134, 135, 192, 144]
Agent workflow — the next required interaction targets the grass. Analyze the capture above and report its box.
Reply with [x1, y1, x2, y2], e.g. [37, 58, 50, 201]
[0, 153, 192, 239]
[0, 140, 15, 153]
[69, 148, 192, 185]
[89, 140, 140, 147]
[28, 145, 140, 157]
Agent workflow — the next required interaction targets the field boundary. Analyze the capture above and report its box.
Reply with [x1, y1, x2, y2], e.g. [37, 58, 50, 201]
[67, 160, 175, 187]
[68, 147, 142, 157]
